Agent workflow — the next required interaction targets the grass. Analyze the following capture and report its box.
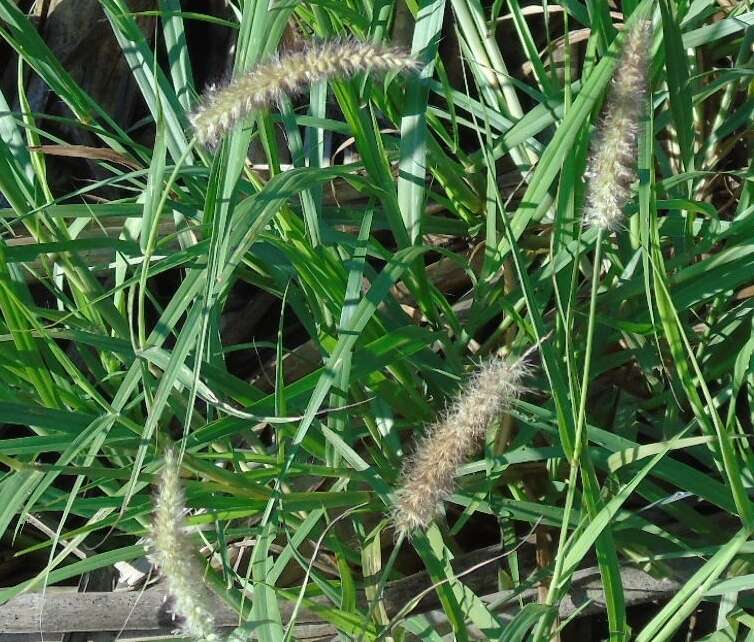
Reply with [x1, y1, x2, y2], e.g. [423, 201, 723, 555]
[1, 0, 754, 640]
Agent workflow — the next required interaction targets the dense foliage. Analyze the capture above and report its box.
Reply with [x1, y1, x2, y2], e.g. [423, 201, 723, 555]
[1, 0, 754, 640]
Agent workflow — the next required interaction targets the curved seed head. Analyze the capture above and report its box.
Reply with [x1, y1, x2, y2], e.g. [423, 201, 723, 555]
[190, 40, 419, 146]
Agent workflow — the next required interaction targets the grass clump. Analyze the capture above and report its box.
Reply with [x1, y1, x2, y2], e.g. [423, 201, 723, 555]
[1, 1, 754, 641]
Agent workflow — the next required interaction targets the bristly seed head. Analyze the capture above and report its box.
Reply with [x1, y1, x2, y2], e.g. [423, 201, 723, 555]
[148, 451, 222, 642]
[190, 40, 420, 146]
[392, 356, 529, 535]
[583, 20, 652, 232]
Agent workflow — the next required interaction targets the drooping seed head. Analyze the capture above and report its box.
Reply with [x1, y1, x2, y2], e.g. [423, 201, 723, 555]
[392, 356, 529, 534]
[583, 20, 652, 231]
[190, 40, 419, 146]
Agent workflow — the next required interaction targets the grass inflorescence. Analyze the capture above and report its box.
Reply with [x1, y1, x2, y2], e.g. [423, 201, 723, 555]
[393, 356, 528, 534]
[190, 40, 419, 146]
[582, 20, 651, 231]
[149, 451, 222, 642]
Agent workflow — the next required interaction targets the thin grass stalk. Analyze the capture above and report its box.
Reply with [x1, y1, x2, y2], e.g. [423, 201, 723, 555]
[536, 20, 652, 635]
[489, 147, 627, 641]
[466, 31, 629, 626]
[534, 230, 606, 642]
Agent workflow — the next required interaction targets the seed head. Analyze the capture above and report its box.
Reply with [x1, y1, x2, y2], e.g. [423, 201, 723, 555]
[392, 356, 529, 534]
[583, 21, 652, 231]
[148, 451, 221, 642]
[190, 40, 419, 146]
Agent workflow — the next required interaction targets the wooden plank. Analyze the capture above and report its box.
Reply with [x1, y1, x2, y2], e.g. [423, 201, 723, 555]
[0, 563, 687, 639]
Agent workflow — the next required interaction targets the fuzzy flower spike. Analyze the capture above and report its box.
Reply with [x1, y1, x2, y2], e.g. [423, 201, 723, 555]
[393, 355, 529, 534]
[190, 40, 419, 146]
[149, 451, 221, 642]
[583, 20, 651, 231]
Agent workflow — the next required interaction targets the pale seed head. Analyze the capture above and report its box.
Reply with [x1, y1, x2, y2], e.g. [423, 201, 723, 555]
[190, 40, 419, 146]
[583, 20, 652, 231]
[148, 451, 222, 642]
[392, 356, 529, 534]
